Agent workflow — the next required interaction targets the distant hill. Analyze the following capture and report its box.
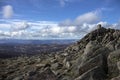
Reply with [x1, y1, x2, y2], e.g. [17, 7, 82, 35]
[0, 25, 120, 80]
[0, 39, 77, 44]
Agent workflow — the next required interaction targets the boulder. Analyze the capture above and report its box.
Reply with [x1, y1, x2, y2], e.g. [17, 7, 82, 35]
[51, 63, 63, 70]
[79, 54, 106, 75]
[108, 49, 120, 78]
[75, 66, 106, 80]
[81, 41, 101, 63]
[25, 68, 57, 80]
[106, 41, 116, 51]
[111, 76, 120, 80]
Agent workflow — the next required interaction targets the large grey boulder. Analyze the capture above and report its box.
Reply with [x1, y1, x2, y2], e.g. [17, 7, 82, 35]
[79, 54, 106, 75]
[75, 66, 106, 80]
[111, 76, 120, 80]
[108, 49, 120, 78]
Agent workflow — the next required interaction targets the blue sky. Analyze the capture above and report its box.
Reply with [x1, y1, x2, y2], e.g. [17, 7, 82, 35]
[0, 0, 120, 39]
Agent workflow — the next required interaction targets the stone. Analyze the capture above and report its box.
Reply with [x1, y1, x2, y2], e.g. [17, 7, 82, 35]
[13, 76, 23, 80]
[111, 76, 120, 80]
[36, 68, 57, 80]
[81, 41, 104, 64]
[106, 41, 115, 51]
[25, 68, 57, 80]
[62, 52, 68, 56]
[117, 61, 120, 71]
[115, 43, 120, 50]
[108, 49, 120, 78]
[75, 66, 106, 80]
[79, 54, 107, 76]
[65, 61, 71, 69]
[36, 63, 46, 67]
[51, 63, 63, 70]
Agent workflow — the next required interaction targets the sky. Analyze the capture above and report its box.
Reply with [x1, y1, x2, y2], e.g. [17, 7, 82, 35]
[0, 0, 120, 39]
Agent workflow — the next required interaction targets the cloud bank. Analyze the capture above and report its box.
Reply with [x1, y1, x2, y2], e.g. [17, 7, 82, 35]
[0, 20, 120, 39]
[0, 10, 119, 39]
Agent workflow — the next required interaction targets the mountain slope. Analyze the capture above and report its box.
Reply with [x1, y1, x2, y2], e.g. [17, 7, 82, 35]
[0, 25, 120, 80]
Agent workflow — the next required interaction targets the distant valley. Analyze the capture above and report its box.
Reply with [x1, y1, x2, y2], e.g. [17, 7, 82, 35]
[0, 39, 77, 58]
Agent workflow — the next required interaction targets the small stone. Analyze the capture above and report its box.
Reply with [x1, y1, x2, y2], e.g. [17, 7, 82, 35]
[36, 63, 45, 67]
[66, 61, 71, 69]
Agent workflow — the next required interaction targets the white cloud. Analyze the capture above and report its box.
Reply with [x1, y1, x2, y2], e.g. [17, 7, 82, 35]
[0, 23, 11, 29]
[59, 0, 80, 7]
[67, 26, 76, 32]
[100, 7, 113, 11]
[74, 11, 100, 25]
[11, 21, 30, 31]
[0, 19, 103, 39]
[97, 21, 120, 29]
[110, 23, 120, 29]
[59, 11, 100, 26]
[60, 0, 66, 7]
[0, 30, 11, 39]
[51, 27, 61, 34]
[0, 19, 120, 39]
[2, 5, 14, 19]
[11, 31, 25, 37]
[60, 19, 72, 26]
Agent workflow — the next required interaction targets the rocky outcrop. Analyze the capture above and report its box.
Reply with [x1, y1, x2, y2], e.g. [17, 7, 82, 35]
[0, 25, 120, 80]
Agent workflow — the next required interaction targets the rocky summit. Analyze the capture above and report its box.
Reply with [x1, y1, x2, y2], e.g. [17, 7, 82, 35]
[0, 25, 120, 80]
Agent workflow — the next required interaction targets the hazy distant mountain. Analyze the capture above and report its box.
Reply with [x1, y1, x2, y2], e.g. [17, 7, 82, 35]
[0, 39, 77, 58]
[0, 39, 77, 44]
